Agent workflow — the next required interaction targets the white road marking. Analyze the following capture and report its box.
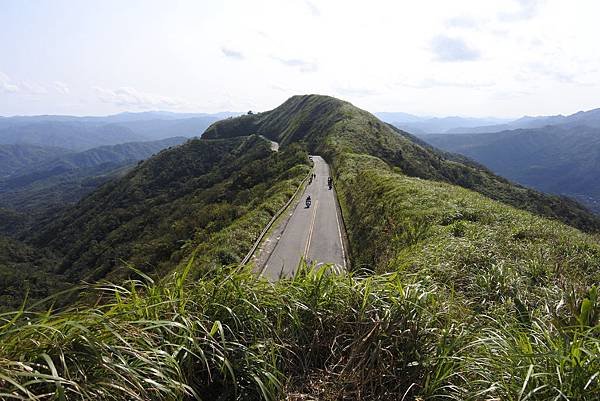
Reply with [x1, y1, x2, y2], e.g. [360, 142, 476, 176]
[332, 188, 347, 269]
[303, 200, 319, 259]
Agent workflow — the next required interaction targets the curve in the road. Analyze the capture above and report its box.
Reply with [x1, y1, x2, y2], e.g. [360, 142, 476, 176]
[260, 156, 346, 280]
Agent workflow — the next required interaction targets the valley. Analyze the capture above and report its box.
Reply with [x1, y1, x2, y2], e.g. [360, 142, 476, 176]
[419, 119, 600, 212]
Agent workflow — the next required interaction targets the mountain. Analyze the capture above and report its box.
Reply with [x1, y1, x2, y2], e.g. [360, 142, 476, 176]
[376, 112, 510, 134]
[0, 121, 146, 150]
[0, 137, 187, 215]
[204, 94, 600, 231]
[9, 136, 186, 176]
[446, 107, 600, 134]
[26, 135, 308, 283]
[111, 116, 228, 140]
[0, 111, 239, 150]
[0, 143, 70, 177]
[420, 125, 600, 212]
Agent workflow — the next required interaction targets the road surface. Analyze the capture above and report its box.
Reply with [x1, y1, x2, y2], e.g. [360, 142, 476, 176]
[260, 156, 346, 280]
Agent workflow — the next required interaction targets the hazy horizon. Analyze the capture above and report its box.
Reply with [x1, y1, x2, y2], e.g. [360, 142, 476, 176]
[1, 101, 594, 121]
[2, 0, 600, 118]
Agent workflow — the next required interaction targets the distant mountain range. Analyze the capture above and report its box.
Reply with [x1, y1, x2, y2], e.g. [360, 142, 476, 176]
[0, 137, 187, 214]
[443, 108, 600, 134]
[376, 107, 600, 135]
[0, 111, 240, 150]
[420, 124, 600, 212]
[375, 112, 511, 134]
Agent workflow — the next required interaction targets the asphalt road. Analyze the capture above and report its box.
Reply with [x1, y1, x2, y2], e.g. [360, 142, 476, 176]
[261, 156, 346, 280]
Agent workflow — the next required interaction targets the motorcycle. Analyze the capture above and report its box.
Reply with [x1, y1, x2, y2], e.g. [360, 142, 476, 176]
[306, 197, 312, 208]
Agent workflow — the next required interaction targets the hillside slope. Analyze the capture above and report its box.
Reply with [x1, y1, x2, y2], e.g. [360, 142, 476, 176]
[204, 95, 600, 231]
[421, 125, 600, 212]
[0, 121, 146, 150]
[28, 135, 309, 283]
[0, 143, 70, 177]
[0, 137, 188, 217]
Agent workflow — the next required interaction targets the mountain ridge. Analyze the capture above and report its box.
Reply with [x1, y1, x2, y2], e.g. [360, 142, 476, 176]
[204, 94, 600, 231]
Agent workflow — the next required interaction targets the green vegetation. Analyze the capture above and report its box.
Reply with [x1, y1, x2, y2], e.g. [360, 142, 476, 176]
[29, 135, 308, 281]
[0, 236, 64, 311]
[0, 135, 309, 308]
[1, 95, 599, 399]
[1, 260, 597, 399]
[204, 95, 600, 232]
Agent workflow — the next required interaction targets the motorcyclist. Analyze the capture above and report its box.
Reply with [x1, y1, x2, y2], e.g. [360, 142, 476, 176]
[306, 196, 312, 208]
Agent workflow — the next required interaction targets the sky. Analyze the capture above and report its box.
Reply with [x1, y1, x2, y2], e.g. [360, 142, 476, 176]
[1, 0, 599, 117]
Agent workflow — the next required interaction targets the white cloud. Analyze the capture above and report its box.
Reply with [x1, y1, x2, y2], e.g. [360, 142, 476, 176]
[1, 0, 600, 117]
[271, 56, 318, 73]
[445, 16, 481, 29]
[94, 86, 192, 110]
[221, 47, 244, 60]
[19, 81, 47, 95]
[0, 72, 19, 93]
[304, 1, 320, 16]
[334, 85, 377, 97]
[53, 81, 70, 94]
[499, 0, 544, 21]
[398, 78, 495, 89]
[430, 35, 481, 62]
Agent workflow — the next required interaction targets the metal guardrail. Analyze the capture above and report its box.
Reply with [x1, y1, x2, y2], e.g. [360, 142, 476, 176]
[241, 166, 313, 266]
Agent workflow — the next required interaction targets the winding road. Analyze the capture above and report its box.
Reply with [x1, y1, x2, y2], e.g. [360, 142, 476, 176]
[259, 156, 346, 280]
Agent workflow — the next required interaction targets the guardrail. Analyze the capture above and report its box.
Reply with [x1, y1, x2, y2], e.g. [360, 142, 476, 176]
[240, 165, 313, 266]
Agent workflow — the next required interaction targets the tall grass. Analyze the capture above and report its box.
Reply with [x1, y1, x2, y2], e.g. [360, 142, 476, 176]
[1, 257, 597, 400]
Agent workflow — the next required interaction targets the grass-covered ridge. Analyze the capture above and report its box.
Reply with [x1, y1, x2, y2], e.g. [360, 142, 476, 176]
[204, 95, 600, 232]
[335, 152, 599, 302]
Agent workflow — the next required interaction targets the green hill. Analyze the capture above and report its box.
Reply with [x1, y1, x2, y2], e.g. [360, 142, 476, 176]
[0, 143, 70, 177]
[205, 95, 600, 232]
[28, 135, 308, 283]
[1, 95, 598, 400]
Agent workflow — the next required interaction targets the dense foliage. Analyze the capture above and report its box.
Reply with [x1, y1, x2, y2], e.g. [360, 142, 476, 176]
[1, 260, 597, 400]
[27, 136, 307, 283]
[0, 236, 64, 311]
[0, 135, 308, 308]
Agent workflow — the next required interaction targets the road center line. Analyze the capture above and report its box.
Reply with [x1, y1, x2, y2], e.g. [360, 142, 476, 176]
[303, 199, 319, 259]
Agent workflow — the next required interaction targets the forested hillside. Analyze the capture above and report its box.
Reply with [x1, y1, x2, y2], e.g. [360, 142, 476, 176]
[0, 137, 189, 230]
[30, 135, 308, 282]
[0, 143, 69, 177]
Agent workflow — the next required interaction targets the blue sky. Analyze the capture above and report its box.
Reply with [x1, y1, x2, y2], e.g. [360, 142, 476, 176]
[1, 0, 599, 117]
